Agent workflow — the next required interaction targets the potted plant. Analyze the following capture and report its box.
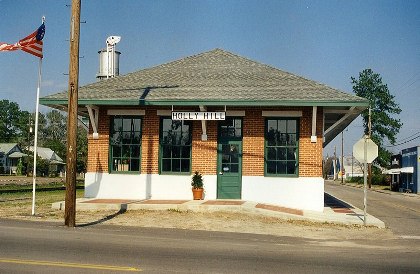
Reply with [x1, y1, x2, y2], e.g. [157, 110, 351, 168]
[191, 171, 204, 200]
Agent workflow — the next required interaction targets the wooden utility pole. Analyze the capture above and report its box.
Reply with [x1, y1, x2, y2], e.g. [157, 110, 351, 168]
[341, 131, 344, 185]
[65, 0, 81, 227]
[368, 108, 372, 189]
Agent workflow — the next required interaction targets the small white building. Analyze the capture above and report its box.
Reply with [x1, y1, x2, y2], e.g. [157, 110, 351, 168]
[40, 49, 368, 211]
[29, 146, 65, 176]
[342, 155, 364, 178]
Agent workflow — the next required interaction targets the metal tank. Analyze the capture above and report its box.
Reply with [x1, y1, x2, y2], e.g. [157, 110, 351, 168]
[96, 48, 121, 80]
[96, 36, 121, 80]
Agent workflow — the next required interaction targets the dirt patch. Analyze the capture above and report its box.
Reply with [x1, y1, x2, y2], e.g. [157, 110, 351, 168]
[3, 207, 394, 241]
[0, 188, 394, 241]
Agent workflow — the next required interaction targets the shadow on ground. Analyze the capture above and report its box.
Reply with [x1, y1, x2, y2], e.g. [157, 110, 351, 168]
[77, 204, 127, 227]
[324, 193, 354, 209]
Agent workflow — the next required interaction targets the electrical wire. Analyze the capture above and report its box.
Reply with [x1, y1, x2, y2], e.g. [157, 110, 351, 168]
[384, 132, 420, 147]
[394, 131, 420, 143]
[395, 71, 420, 96]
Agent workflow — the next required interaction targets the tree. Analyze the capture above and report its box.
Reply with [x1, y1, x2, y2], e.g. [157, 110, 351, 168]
[76, 125, 88, 174]
[351, 69, 402, 168]
[0, 100, 27, 142]
[42, 110, 67, 159]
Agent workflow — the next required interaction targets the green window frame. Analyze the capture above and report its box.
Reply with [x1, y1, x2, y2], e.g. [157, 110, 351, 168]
[159, 117, 192, 174]
[218, 117, 243, 139]
[265, 118, 299, 176]
[109, 115, 142, 173]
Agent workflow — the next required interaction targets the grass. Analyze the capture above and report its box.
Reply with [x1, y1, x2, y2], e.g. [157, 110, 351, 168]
[0, 188, 84, 218]
[0, 181, 84, 193]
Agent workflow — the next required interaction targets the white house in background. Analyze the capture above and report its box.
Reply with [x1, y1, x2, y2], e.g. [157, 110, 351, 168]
[29, 146, 64, 164]
[0, 143, 27, 174]
[342, 155, 364, 178]
[29, 146, 65, 175]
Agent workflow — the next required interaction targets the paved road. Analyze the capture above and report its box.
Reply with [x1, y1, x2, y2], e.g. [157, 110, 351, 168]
[0, 219, 419, 273]
[325, 180, 420, 237]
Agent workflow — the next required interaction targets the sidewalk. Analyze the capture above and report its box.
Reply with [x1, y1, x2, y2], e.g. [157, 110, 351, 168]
[52, 193, 385, 228]
[341, 182, 419, 198]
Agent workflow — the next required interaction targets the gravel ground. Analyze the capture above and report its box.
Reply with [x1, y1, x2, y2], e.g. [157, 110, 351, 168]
[1, 206, 394, 241]
[79, 210, 395, 241]
[0, 176, 65, 185]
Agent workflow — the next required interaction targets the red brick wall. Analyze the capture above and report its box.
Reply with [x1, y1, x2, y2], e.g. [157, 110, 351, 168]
[192, 120, 217, 174]
[243, 108, 265, 176]
[87, 106, 323, 177]
[298, 107, 324, 177]
[87, 109, 109, 172]
[141, 108, 159, 174]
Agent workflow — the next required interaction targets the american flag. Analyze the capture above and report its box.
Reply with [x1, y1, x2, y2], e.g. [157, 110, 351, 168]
[0, 23, 45, 58]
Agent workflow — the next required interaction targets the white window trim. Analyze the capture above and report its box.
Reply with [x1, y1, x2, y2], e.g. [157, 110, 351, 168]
[262, 111, 302, 117]
[107, 109, 145, 116]
[226, 110, 245, 116]
[157, 110, 172, 116]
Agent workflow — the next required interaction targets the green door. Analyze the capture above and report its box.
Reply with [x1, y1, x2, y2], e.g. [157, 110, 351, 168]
[217, 140, 242, 199]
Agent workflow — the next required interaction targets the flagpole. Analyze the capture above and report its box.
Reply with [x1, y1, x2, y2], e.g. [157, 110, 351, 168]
[31, 57, 42, 216]
[31, 16, 45, 216]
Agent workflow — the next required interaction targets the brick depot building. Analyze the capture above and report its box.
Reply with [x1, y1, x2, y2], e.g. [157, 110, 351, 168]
[41, 49, 368, 211]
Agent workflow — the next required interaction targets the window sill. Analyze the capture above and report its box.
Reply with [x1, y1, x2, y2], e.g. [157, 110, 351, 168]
[159, 172, 191, 176]
[264, 174, 299, 178]
[109, 171, 141, 175]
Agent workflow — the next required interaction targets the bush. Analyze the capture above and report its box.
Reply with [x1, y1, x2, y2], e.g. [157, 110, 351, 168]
[347, 174, 388, 186]
[348, 177, 363, 184]
[372, 173, 388, 186]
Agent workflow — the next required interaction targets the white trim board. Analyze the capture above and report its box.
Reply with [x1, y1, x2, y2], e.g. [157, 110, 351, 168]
[107, 109, 145, 116]
[262, 111, 302, 117]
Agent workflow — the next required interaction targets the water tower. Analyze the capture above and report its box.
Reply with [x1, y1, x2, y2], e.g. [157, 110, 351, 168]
[96, 36, 121, 80]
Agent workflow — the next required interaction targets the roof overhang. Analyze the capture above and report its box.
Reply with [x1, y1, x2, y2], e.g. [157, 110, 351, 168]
[40, 98, 368, 148]
[40, 98, 369, 107]
[8, 152, 28, 158]
[323, 105, 368, 146]
[384, 167, 414, 174]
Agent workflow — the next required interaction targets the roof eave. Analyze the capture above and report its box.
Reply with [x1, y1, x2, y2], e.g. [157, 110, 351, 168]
[40, 98, 369, 108]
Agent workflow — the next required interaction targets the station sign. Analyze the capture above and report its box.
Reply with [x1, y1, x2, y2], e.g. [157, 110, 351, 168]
[172, 112, 226, 121]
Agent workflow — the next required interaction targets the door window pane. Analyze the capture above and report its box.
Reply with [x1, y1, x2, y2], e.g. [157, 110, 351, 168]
[219, 118, 242, 138]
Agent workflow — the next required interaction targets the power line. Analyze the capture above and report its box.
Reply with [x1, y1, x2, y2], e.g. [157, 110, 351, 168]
[398, 79, 420, 96]
[395, 131, 420, 143]
[395, 71, 420, 92]
[384, 133, 420, 148]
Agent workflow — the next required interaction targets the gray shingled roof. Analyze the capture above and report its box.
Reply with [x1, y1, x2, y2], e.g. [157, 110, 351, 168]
[40, 48, 368, 107]
[0, 143, 19, 155]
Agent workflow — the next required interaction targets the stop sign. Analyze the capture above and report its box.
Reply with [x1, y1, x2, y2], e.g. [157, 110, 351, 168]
[353, 137, 378, 163]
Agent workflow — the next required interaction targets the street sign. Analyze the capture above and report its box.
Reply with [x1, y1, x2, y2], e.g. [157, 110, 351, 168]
[353, 136, 378, 163]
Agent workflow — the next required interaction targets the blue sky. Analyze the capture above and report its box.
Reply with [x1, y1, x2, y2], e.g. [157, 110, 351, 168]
[0, 0, 419, 156]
